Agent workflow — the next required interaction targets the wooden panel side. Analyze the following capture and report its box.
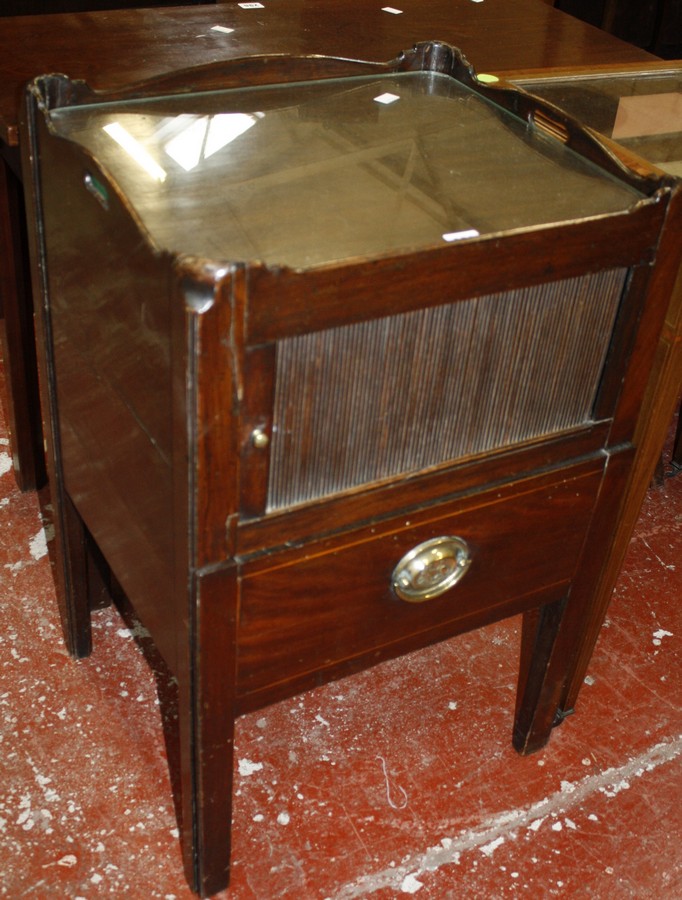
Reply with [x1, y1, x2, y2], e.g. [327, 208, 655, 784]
[33, 121, 178, 666]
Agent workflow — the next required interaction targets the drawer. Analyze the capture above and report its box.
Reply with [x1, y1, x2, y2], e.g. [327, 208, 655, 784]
[236, 462, 604, 703]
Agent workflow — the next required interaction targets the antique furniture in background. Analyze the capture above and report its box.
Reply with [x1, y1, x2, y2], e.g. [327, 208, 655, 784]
[0, 0, 657, 492]
[21, 43, 682, 895]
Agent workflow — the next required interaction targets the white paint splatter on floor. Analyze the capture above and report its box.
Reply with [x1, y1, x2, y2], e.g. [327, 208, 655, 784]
[400, 871, 424, 893]
[653, 628, 674, 646]
[0, 452, 13, 478]
[334, 734, 682, 898]
[238, 759, 263, 777]
[28, 525, 54, 561]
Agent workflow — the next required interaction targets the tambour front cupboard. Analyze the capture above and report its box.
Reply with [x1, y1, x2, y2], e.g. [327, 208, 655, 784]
[21, 43, 682, 895]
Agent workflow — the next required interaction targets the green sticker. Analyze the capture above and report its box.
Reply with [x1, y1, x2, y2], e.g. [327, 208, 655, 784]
[84, 172, 109, 211]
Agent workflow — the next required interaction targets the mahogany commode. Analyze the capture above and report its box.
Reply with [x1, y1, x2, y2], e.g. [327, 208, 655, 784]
[21, 43, 682, 895]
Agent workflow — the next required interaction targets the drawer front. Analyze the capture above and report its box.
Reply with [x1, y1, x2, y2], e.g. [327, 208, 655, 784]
[236, 464, 603, 700]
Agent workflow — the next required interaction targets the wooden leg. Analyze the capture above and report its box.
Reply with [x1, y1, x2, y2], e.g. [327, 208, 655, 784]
[671, 400, 682, 471]
[177, 565, 237, 897]
[558, 450, 641, 713]
[652, 454, 666, 485]
[84, 530, 115, 612]
[56, 491, 94, 658]
[515, 451, 639, 752]
[0, 153, 46, 492]
[513, 598, 570, 755]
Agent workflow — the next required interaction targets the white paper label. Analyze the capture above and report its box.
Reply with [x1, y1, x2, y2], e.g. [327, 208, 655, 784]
[374, 92, 400, 105]
[442, 229, 480, 242]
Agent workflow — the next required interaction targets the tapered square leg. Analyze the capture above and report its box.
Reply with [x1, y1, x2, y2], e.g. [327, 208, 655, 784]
[671, 404, 682, 471]
[0, 154, 45, 492]
[177, 565, 238, 897]
[513, 600, 570, 754]
[53, 491, 94, 659]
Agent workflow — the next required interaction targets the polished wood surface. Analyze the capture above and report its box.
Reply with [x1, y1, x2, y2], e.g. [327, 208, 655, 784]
[0, 0, 655, 146]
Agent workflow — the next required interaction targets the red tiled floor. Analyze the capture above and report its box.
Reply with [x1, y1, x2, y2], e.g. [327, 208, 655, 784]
[1, 356, 680, 898]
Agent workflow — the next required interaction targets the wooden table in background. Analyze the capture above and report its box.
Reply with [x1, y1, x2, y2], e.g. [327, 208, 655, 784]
[0, 0, 655, 150]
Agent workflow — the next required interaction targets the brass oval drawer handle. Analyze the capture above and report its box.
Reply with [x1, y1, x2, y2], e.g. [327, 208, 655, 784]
[392, 536, 471, 602]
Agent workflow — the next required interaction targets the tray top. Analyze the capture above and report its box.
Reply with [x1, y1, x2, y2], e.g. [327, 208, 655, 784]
[48, 69, 646, 268]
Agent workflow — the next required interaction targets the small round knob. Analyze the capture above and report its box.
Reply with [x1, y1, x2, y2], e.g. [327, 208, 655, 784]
[392, 536, 471, 602]
[251, 427, 270, 449]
